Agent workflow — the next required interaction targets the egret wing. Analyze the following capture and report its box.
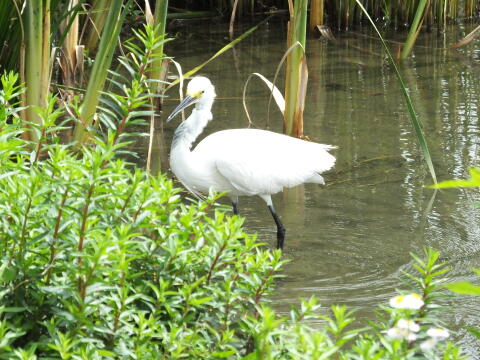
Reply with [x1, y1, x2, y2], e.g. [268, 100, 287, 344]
[195, 129, 336, 196]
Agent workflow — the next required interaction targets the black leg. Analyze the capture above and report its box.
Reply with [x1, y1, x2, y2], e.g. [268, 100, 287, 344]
[268, 205, 286, 250]
[232, 199, 239, 215]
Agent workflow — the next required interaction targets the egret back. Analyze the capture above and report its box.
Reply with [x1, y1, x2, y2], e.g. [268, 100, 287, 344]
[192, 129, 336, 196]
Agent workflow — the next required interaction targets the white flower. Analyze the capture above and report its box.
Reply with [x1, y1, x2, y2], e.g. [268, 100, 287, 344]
[426, 327, 450, 340]
[396, 319, 420, 332]
[386, 327, 417, 341]
[389, 293, 424, 310]
[420, 338, 438, 352]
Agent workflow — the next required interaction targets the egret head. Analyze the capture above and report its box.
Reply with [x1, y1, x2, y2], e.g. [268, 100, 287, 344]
[167, 76, 216, 122]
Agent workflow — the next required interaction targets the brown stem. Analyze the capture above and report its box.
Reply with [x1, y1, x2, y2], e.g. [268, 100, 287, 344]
[206, 242, 227, 284]
[46, 187, 69, 284]
[254, 268, 275, 306]
[112, 271, 126, 334]
[33, 127, 47, 164]
[17, 181, 37, 261]
[77, 183, 95, 300]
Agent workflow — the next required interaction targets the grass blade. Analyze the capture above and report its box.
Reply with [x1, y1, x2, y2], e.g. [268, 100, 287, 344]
[354, 0, 437, 184]
[166, 16, 272, 91]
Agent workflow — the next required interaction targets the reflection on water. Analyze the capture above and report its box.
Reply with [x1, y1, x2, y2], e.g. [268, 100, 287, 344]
[142, 20, 480, 357]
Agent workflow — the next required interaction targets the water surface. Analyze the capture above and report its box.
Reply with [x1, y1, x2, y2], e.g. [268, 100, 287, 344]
[145, 19, 480, 357]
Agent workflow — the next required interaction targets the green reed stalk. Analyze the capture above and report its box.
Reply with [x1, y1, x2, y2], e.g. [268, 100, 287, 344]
[284, 0, 308, 137]
[400, 0, 429, 59]
[73, 1, 127, 147]
[146, 0, 169, 170]
[151, 0, 168, 95]
[154, 0, 168, 41]
[24, 0, 51, 142]
[354, 0, 437, 184]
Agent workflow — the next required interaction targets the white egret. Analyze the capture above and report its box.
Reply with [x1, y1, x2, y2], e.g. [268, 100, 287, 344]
[167, 76, 336, 249]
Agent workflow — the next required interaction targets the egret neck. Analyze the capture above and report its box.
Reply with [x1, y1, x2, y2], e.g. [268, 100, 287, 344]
[170, 93, 215, 196]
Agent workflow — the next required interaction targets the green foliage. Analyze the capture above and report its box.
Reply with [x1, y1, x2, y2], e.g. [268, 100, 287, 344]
[239, 248, 466, 360]
[430, 170, 480, 340]
[0, 69, 287, 358]
[431, 168, 480, 189]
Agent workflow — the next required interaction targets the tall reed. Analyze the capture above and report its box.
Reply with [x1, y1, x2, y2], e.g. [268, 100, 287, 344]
[23, 0, 51, 142]
[324, 0, 465, 29]
[400, 0, 430, 59]
[309, 0, 324, 33]
[151, 0, 169, 99]
[73, 1, 128, 147]
[284, 0, 308, 137]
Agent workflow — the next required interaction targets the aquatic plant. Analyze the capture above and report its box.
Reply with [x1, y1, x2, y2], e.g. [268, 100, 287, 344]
[354, 0, 437, 184]
[23, 0, 52, 142]
[0, 1, 170, 149]
[309, 0, 325, 33]
[73, 1, 129, 147]
[400, 0, 430, 59]
[284, 0, 308, 138]
[159, 1, 476, 28]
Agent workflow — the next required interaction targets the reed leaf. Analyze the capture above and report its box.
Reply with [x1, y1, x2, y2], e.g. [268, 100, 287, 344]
[0, 1, 23, 73]
[242, 72, 285, 128]
[354, 0, 437, 184]
[73, 0, 128, 147]
[429, 169, 480, 189]
[85, 0, 114, 52]
[166, 16, 271, 91]
[451, 24, 480, 49]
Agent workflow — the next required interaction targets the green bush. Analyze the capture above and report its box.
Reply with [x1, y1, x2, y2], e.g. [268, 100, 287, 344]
[0, 71, 286, 358]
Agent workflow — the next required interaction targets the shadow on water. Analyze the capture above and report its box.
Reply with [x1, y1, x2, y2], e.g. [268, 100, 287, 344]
[136, 20, 480, 358]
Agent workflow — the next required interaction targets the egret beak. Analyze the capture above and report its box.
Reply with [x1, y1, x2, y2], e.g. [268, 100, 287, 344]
[166, 95, 198, 122]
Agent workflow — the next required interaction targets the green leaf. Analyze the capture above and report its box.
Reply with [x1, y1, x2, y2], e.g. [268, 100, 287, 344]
[445, 281, 480, 295]
[429, 169, 480, 189]
[212, 350, 236, 358]
[468, 327, 480, 339]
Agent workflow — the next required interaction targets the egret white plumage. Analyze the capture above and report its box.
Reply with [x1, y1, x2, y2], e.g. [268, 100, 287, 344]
[167, 76, 336, 249]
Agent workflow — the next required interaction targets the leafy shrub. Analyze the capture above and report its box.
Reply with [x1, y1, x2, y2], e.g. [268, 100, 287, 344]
[0, 70, 285, 359]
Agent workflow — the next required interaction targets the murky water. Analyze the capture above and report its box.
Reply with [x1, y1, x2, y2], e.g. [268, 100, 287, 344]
[142, 19, 480, 357]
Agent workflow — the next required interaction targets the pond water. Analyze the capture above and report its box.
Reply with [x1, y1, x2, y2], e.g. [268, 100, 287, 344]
[141, 19, 480, 357]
